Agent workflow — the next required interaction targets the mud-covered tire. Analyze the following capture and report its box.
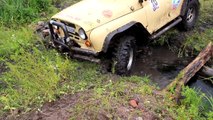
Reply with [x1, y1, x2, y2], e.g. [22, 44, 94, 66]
[179, 0, 200, 31]
[112, 36, 136, 75]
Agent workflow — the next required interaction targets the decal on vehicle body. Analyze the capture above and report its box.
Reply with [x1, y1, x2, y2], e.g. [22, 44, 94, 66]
[102, 10, 113, 18]
[172, 0, 181, 9]
[150, 0, 159, 11]
[64, 14, 81, 21]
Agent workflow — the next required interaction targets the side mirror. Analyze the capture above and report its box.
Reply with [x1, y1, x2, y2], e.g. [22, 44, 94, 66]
[139, 0, 143, 3]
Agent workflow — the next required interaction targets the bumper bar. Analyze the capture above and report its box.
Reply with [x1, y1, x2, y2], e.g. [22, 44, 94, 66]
[48, 20, 99, 60]
[49, 20, 69, 43]
[52, 38, 98, 56]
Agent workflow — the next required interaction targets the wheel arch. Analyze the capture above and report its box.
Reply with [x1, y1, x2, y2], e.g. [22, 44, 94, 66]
[102, 21, 150, 53]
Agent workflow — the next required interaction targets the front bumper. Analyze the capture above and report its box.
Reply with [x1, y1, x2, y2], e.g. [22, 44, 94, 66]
[49, 20, 99, 56]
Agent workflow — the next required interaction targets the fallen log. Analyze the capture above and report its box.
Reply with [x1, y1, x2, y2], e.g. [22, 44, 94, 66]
[200, 66, 213, 77]
[164, 42, 213, 103]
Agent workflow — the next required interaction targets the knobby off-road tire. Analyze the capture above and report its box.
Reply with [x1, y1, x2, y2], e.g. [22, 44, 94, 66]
[180, 0, 200, 31]
[112, 36, 136, 75]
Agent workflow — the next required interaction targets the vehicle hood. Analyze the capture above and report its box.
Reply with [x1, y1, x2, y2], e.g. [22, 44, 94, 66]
[52, 0, 140, 31]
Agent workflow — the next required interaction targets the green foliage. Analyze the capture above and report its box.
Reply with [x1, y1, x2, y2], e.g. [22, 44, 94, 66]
[174, 87, 212, 120]
[199, 0, 213, 25]
[184, 28, 213, 52]
[0, 48, 78, 111]
[181, 0, 213, 54]
[207, 111, 213, 120]
[1, 49, 56, 110]
[0, 27, 36, 57]
[0, 0, 54, 26]
[153, 30, 179, 46]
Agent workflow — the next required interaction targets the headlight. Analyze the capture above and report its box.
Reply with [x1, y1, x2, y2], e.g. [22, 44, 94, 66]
[78, 28, 87, 40]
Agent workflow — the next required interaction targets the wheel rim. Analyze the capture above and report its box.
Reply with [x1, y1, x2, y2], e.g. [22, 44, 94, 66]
[186, 7, 195, 23]
[127, 48, 134, 71]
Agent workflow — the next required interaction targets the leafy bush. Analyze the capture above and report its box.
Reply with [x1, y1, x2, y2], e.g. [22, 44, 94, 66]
[0, 0, 53, 26]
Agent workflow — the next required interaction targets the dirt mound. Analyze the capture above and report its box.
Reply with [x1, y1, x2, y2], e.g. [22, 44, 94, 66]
[9, 93, 81, 120]
[3, 90, 171, 120]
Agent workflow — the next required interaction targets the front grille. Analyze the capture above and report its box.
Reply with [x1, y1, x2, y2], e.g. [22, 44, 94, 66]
[60, 21, 80, 40]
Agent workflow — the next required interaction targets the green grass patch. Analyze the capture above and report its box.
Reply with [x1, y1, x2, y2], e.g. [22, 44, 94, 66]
[0, 0, 55, 27]
[163, 86, 213, 120]
[182, 0, 213, 53]
[0, 27, 37, 57]
[0, 49, 60, 111]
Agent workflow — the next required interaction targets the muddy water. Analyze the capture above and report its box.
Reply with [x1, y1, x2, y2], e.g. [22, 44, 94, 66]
[132, 45, 213, 96]
[188, 77, 213, 96]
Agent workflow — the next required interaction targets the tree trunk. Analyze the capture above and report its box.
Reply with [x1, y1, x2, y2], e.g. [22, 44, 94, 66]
[164, 42, 213, 103]
[200, 66, 213, 77]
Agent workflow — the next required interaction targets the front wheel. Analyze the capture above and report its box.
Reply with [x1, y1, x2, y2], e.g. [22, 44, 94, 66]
[179, 0, 200, 31]
[112, 36, 136, 75]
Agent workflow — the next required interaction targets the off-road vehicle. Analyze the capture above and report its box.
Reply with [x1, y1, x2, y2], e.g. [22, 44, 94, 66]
[49, 0, 200, 75]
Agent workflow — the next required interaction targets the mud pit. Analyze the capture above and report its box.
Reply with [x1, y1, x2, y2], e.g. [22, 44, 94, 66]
[133, 45, 189, 88]
[133, 44, 213, 96]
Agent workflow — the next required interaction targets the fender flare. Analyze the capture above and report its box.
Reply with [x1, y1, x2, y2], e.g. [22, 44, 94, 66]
[102, 21, 148, 53]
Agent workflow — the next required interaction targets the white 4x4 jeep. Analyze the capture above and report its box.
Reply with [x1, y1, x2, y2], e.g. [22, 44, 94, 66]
[49, 0, 200, 75]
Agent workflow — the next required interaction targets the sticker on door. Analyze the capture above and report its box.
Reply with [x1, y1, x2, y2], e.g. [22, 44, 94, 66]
[150, 0, 159, 11]
[172, 0, 181, 9]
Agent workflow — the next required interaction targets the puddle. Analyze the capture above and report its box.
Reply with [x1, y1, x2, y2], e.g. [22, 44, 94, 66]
[188, 77, 213, 97]
[132, 45, 213, 96]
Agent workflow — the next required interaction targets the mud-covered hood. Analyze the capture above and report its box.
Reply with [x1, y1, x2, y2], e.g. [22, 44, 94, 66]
[52, 0, 140, 31]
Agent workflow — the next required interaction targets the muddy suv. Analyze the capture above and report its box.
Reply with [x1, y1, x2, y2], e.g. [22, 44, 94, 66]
[49, 0, 200, 75]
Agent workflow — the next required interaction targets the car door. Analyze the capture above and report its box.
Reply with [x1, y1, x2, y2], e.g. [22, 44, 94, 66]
[169, 0, 184, 20]
[141, 0, 171, 34]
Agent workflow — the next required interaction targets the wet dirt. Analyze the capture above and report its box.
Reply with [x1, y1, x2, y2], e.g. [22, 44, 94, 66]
[3, 93, 81, 120]
[133, 45, 191, 89]
[132, 44, 213, 96]
[188, 76, 213, 96]
[3, 91, 162, 120]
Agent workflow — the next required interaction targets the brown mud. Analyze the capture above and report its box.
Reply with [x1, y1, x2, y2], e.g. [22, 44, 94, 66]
[1, 79, 211, 120]
[133, 45, 192, 89]
[3, 91, 172, 120]
[132, 30, 213, 95]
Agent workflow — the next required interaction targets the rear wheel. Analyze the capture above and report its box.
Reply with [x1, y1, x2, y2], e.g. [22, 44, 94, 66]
[112, 36, 136, 75]
[180, 0, 199, 31]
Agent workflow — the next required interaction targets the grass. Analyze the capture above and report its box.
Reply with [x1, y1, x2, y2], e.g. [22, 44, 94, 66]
[175, 87, 213, 120]
[0, 0, 55, 27]
[154, 0, 213, 56]
[0, 27, 37, 57]
[180, 0, 213, 55]
[1, 49, 60, 110]
[0, 0, 212, 119]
